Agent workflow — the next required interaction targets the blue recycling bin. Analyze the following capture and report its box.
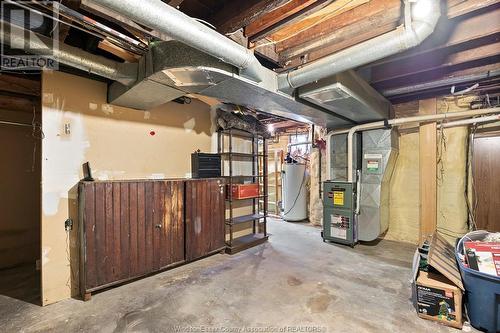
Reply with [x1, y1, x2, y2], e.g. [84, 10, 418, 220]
[456, 232, 500, 333]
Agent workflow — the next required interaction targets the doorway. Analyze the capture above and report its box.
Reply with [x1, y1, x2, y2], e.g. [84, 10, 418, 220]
[0, 73, 42, 304]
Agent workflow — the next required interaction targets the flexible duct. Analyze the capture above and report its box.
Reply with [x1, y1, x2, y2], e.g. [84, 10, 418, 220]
[92, 0, 265, 82]
[1, 22, 137, 85]
[278, 0, 441, 91]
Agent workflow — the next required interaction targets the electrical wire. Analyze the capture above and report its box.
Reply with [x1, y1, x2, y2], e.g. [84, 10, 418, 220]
[31, 105, 44, 173]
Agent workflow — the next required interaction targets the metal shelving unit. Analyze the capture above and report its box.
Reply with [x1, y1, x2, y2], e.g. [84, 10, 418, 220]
[218, 128, 268, 254]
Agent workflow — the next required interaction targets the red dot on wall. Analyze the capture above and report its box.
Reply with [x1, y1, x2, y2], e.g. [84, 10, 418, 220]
[150, 131, 156, 136]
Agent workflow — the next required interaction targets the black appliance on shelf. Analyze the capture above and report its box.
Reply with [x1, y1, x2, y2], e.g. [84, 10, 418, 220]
[191, 152, 221, 178]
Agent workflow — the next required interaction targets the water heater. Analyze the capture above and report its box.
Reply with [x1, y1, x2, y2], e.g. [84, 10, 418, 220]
[281, 163, 308, 221]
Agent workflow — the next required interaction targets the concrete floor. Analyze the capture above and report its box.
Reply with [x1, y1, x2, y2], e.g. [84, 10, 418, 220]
[0, 219, 472, 333]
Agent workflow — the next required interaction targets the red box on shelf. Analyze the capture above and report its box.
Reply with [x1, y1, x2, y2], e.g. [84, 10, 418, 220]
[228, 184, 259, 199]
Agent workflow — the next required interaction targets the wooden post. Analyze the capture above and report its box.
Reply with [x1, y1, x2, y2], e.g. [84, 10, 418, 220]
[419, 98, 437, 244]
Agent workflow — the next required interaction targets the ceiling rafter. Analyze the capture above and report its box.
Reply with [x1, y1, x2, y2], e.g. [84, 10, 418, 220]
[210, 0, 290, 34]
[245, 0, 334, 42]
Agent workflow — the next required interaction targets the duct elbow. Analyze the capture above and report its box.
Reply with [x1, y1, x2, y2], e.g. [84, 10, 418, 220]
[408, 0, 441, 45]
[115, 62, 139, 86]
[239, 55, 264, 83]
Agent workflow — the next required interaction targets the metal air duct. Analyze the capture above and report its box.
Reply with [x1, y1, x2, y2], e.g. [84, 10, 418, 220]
[108, 41, 354, 127]
[92, 0, 266, 83]
[298, 70, 392, 123]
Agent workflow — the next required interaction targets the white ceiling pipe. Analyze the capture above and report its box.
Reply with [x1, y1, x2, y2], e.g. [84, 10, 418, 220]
[326, 107, 500, 182]
[278, 0, 441, 91]
[92, 0, 265, 83]
[440, 114, 500, 128]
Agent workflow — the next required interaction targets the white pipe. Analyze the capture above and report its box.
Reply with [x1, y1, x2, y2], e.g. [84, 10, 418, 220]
[440, 114, 500, 128]
[327, 107, 500, 182]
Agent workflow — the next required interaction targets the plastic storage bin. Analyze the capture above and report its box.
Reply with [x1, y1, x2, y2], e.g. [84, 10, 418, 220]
[456, 231, 500, 333]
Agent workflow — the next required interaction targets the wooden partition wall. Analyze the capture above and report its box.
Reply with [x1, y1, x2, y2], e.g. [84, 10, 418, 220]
[79, 178, 225, 299]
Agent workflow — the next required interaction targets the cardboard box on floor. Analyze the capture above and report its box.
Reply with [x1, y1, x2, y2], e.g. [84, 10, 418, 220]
[411, 233, 465, 329]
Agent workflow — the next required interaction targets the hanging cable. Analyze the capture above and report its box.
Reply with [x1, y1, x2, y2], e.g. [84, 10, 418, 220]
[31, 105, 44, 173]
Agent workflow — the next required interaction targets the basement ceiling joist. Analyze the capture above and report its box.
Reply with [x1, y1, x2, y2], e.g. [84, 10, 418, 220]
[271, 0, 500, 70]
[274, 0, 396, 55]
[360, 6, 500, 101]
[210, 0, 290, 34]
[245, 0, 335, 42]
[278, 2, 401, 68]
[41, 0, 498, 108]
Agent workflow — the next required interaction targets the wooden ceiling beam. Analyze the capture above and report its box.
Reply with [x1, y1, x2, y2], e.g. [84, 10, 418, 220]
[274, 0, 499, 70]
[210, 0, 289, 34]
[278, 4, 401, 68]
[366, 8, 500, 84]
[387, 64, 500, 104]
[275, 0, 400, 53]
[447, 0, 500, 18]
[245, 0, 334, 42]
[367, 5, 500, 68]
[246, 0, 317, 37]
[0, 93, 38, 113]
[371, 41, 500, 88]
[0, 74, 40, 97]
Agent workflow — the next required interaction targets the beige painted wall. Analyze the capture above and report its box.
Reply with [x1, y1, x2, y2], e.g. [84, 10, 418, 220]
[41, 71, 214, 305]
[0, 109, 41, 269]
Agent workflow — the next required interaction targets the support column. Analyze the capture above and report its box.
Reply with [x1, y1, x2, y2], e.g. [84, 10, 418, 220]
[419, 98, 437, 243]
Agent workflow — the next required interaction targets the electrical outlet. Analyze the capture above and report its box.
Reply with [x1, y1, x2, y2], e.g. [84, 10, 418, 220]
[64, 219, 73, 231]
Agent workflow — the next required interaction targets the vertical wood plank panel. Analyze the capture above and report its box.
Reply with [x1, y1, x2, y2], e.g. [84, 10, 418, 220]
[203, 180, 211, 252]
[164, 181, 173, 267]
[137, 182, 146, 275]
[176, 181, 185, 263]
[419, 98, 437, 243]
[145, 182, 154, 273]
[215, 180, 225, 249]
[185, 180, 193, 261]
[94, 183, 106, 286]
[105, 183, 114, 282]
[153, 181, 161, 270]
[120, 183, 130, 279]
[129, 182, 138, 276]
[112, 183, 121, 280]
[84, 183, 97, 288]
[185, 179, 224, 261]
